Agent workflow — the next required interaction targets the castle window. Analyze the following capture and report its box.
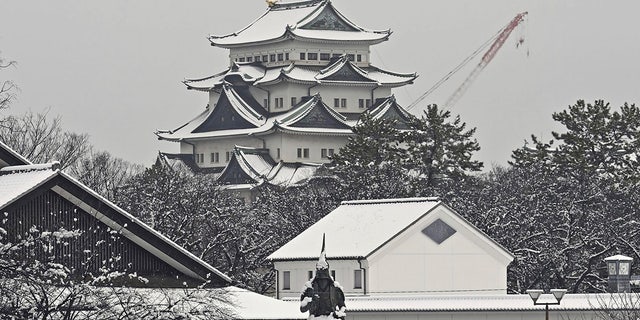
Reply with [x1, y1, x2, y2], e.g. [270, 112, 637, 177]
[308, 53, 318, 60]
[277, 148, 281, 159]
[285, 53, 290, 60]
[283, 271, 291, 290]
[270, 54, 276, 62]
[320, 53, 330, 61]
[297, 148, 309, 159]
[291, 97, 297, 106]
[238, 57, 245, 62]
[357, 54, 362, 62]
[308, 270, 314, 280]
[334, 98, 340, 108]
[322, 148, 335, 159]
[347, 54, 355, 61]
[264, 99, 268, 108]
[300, 52, 306, 60]
[210, 152, 219, 163]
[255, 56, 261, 62]
[331, 270, 336, 279]
[277, 53, 284, 61]
[354, 270, 363, 289]
[246, 56, 253, 62]
[359, 99, 365, 109]
[366, 99, 372, 108]
[225, 152, 230, 162]
[332, 53, 341, 58]
[274, 97, 284, 109]
[262, 55, 269, 62]
[341, 98, 347, 108]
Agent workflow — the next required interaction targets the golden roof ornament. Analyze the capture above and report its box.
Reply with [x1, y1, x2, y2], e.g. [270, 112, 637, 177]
[266, 0, 278, 7]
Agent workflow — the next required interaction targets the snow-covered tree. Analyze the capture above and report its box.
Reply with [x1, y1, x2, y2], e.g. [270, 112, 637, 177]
[445, 164, 640, 293]
[511, 99, 640, 185]
[0, 110, 91, 170]
[0, 218, 234, 319]
[403, 105, 482, 188]
[0, 53, 16, 111]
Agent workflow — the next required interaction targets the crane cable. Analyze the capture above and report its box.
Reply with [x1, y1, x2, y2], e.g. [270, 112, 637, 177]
[406, 19, 518, 112]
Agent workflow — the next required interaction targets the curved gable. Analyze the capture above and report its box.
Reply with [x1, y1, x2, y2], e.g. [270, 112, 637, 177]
[300, 4, 357, 31]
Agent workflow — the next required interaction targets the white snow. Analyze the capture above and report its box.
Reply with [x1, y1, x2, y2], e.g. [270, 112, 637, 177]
[268, 198, 441, 260]
[0, 168, 58, 209]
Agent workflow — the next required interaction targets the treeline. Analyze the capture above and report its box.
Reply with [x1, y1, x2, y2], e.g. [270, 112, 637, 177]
[3, 99, 639, 295]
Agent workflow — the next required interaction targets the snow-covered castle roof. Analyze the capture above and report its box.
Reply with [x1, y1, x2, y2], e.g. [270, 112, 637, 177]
[208, 0, 391, 48]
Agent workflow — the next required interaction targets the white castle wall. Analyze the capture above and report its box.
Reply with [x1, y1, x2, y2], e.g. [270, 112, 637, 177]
[229, 41, 370, 68]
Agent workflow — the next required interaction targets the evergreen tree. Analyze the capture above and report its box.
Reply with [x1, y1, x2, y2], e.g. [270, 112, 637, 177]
[403, 105, 483, 188]
[511, 99, 640, 185]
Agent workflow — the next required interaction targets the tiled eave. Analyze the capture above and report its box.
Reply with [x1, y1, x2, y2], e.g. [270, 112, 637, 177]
[210, 29, 390, 49]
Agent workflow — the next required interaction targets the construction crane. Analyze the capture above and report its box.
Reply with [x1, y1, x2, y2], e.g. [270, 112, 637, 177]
[407, 12, 528, 111]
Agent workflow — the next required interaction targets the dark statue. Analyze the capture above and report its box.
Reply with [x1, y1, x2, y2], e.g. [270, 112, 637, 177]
[300, 236, 346, 320]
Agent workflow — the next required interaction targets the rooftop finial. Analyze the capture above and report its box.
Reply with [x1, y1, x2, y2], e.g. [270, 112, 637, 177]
[266, 0, 278, 7]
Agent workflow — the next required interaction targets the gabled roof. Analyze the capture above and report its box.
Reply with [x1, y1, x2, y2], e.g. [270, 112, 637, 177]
[316, 55, 376, 82]
[0, 162, 232, 286]
[0, 140, 31, 168]
[267, 198, 514, 262]
[367, 95, 413, 129]
[217, 146, 320, 188]
[156, 92, 358, 141]
[208, 0, 391, 48]
[218, 147, 276, 186]
[192, 84, 268, 133]
[157, 152, 223, 175]
[254, 60, 417, 87]
[275, 94, 351, 130]
[184, 62, 266, 92]
[184, 61, 416, 91]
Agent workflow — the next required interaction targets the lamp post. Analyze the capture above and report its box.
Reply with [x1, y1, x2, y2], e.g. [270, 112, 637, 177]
[526, 289, 566, 320]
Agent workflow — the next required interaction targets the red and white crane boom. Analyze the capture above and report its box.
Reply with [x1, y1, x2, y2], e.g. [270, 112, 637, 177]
[407, 12, 528, 111]
[444, 11, 528, 109]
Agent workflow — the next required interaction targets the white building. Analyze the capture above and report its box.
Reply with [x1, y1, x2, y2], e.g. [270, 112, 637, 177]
[267, 197, 639, 320]
[156, 0, 416, 198]
[268, 198, 514, 300]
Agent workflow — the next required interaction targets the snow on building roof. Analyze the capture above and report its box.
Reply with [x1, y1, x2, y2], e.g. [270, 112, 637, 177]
[604, 254, 634, 261]
[218, 146, 320, 188]
[0, 162, 232, 285]
[0, 140, 32, 168]
[185, 61, 416, 91]
[280, 293, 640, 313]
[266, 161, 321, 186]
[367, 95, 413, 129]
[157, 152, 223, 175]
[0, 163, 59, 209]
[184, 62, 267, 92]
[157, 92, 356, 141]
[208, 0, 390, 48]
[275, 94, 351, 130]
[268, 198, 444, 261]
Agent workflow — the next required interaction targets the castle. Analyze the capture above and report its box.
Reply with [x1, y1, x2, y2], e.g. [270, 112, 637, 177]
[156, 0, 417, 200]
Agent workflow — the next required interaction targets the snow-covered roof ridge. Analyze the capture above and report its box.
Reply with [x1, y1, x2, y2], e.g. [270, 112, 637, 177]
[268, 198, 514, 263]
[0, 161, 61, 173]
[0, 140, 32, 166]
[341, 197, 439, 206]
[605, 254, 633, 261]
[208, 0, 390, 48]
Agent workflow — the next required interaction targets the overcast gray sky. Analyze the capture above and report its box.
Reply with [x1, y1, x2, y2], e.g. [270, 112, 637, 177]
[1, 0, 639, 168]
